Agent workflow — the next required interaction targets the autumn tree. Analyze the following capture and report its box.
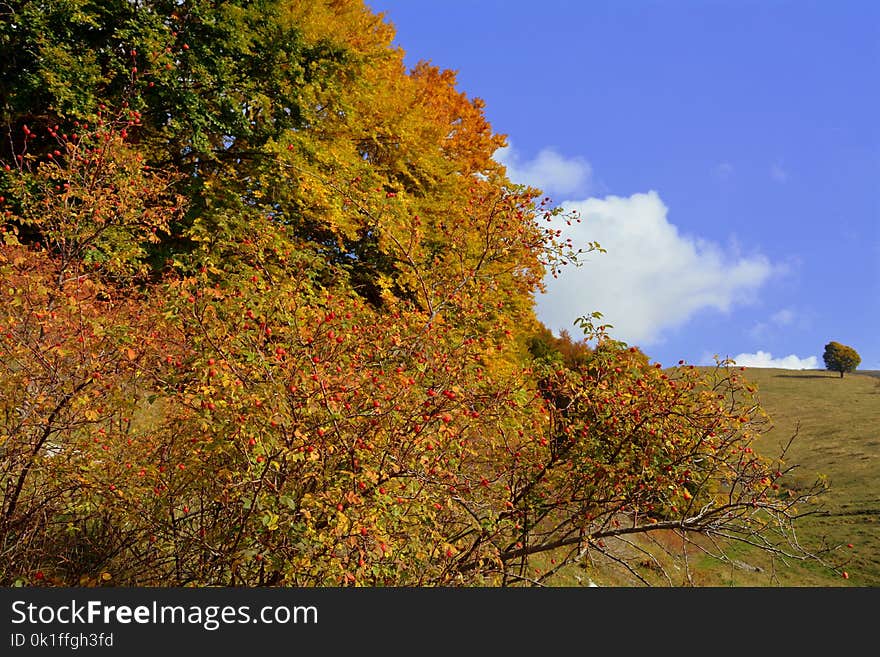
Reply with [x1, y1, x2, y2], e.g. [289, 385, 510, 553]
[823, 341, 861, 378]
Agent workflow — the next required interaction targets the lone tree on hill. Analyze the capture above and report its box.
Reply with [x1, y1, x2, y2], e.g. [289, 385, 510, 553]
[823, 341, 861, 378]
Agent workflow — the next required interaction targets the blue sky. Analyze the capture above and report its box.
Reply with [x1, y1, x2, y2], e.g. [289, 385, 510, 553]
[367, 0, 879, 370]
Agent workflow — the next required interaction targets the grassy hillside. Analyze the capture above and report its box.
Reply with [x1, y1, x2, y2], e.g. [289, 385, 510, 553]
[548, 368, 880, 587]
[741, 368, 880, 586]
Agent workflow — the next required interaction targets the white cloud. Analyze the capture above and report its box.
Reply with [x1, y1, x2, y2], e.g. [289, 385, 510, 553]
[495, 144, 593, 197]
[749, 307, 796, 339]
[728, 351, 818, 369]
[770, 163, 789, 183]
[770, 308, 795, 326]
[535, 191, 777, 345]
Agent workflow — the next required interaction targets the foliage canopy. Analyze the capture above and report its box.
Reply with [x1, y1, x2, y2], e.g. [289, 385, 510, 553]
[823, 341, 861, 378]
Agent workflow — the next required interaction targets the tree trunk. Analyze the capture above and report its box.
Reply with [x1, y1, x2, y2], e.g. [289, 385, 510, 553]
[840, 370, 844, 378]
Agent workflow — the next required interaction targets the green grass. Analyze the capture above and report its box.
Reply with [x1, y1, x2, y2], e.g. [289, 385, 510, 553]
[545, 368, 880, 587]
[738, 368, 880, 586]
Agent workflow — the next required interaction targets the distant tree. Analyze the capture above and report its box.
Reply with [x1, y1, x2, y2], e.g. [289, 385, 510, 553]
[527, 323, 593, 369]
[823, 341, 861, 378]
